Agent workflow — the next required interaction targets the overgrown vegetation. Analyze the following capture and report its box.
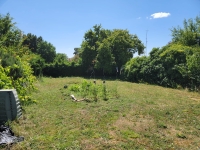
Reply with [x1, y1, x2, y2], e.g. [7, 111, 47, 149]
[123, 15, 200, 90]
[61, 79, 118, 102]
[9, 77, 200, 149]
[0, 14, 36, 104]
[1, 12, 200, 149]
[1, 13, 200, 104]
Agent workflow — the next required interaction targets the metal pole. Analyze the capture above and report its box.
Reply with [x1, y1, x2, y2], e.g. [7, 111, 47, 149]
[146, 30, 148, 56]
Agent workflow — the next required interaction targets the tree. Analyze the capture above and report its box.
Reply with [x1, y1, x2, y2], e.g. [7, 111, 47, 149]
[95, 40, 115, 74]
[37, 41, 56, 63]
[29, 54, 45, 76]
[80, 25, 109, 70]
[171, 15, 200, 46]
[0, 13, 22, 47]
[186, 47, 200, 89]
[80, 25, 145, 74]
[108, 29, 145, 71]
[22, 33, 56, 64]
[73, 47, 81, 55]
[22, 33, 38, 53]
[54, 53, 69, 64]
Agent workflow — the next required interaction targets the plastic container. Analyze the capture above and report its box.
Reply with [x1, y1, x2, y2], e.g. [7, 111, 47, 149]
[0, 89, 22, 125]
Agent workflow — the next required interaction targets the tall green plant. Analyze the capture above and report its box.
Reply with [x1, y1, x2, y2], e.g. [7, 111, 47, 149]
[0, 46, 36, 105]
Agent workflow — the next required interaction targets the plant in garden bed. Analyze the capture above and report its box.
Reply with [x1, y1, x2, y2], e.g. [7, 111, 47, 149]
[66, 79, 116, 102]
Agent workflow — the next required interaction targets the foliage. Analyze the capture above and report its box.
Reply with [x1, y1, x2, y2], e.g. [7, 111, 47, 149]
[22, 33, 39, 53]
[0, 66, 12, 89]
[37, 40, 56, 63]
[123, 43, 200, 90]
[80, 25, 109, 70]
[0, 47, 36, 104]
[123, 16, 200, 91]
[80, 25, 145, 74]
[67, 79, 116, 101]
[171, 15, 200, 46]
[109, 30, 144, 70]
[22, 33, 57, 63]
[54, 53, 69, 64]
[43, 63, 83, 77]
[0, 13, 23, 47]
[95, 39, 115, 73]
[29, 54, 45, 76]
[0, 14, 36, 105]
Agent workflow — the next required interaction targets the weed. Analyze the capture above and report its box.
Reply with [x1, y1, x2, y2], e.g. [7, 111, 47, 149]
[157, 122, 167, 129]
[121, 130, 140, 139]
[176, 133, 187, 139]
[91, 83, 98, 102]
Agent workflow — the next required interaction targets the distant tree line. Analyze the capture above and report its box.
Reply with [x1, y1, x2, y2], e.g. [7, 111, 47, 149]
[42, 25, 145, 78]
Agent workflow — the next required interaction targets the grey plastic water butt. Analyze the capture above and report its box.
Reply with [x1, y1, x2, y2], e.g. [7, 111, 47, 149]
[0, 89, 22, 125]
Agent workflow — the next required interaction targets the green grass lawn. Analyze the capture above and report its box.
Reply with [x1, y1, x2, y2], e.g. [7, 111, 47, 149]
[9, 77, 200, 149]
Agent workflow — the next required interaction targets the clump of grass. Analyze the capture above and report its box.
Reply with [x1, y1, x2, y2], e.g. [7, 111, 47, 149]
[91, 83, 98, 102]
[176, 133, 187, 139]
[121, 130, 140, 139]
[157, 122, 167, 129]
[102, 83, 108, 101]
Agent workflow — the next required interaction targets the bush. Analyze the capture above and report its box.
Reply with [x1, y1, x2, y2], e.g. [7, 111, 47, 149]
[0, 47, 36, 105]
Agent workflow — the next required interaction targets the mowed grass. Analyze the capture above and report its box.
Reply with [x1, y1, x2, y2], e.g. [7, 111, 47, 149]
[10, 77, 200, 150]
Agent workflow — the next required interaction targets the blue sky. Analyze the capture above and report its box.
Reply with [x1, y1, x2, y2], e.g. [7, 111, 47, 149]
[0, 0, 200, 58]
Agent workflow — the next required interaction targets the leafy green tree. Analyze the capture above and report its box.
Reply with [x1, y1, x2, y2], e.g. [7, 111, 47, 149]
[80, 25, 144, 75]
[123, 56, 148, 82]
[54, 53, 69, 64]
[80, 25, 109, 70]
[159, 44, 188, 87]
[37, 40, 56, 63]
[22, 33, 56, 64]
[171, 15, 200, 46]
[95, 40, 115, 73]
[22, 33, 39, 53]
[185, 47, 200, 89]
[29, 54, 45, 76]
[0, 13, 22, 47]
[0, 13, 38, 104]
[108, 29, 144, 71]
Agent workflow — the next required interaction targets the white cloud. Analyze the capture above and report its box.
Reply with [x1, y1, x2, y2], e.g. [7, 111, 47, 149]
[150, 12, 171, 19]
[137, 17, 141, 19]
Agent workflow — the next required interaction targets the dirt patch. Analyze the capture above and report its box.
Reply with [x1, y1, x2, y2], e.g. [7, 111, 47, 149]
[174, 137, 198, 149]
[112, 114, 155, 132]
[133, 116, 155, 132]
[81, 137, 119, 150]
[189, 97, 200, 101]
[157, 126, 200, 148]
[80, 139, 96, 150]
[113, 117, 133, 129]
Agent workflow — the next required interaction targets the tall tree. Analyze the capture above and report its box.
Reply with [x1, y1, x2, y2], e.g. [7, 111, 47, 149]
[171, 15, 200, 46]
[95, 40, 115, 74]
[22, 33, 38, 53]
[108, 29, 145, 70]
[80, 24, 109, 70]
[80, 25, 144, 74]
[0, 13, 22, 47]
[37, 41, 56, 63]
[54, 53, 68, 64]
